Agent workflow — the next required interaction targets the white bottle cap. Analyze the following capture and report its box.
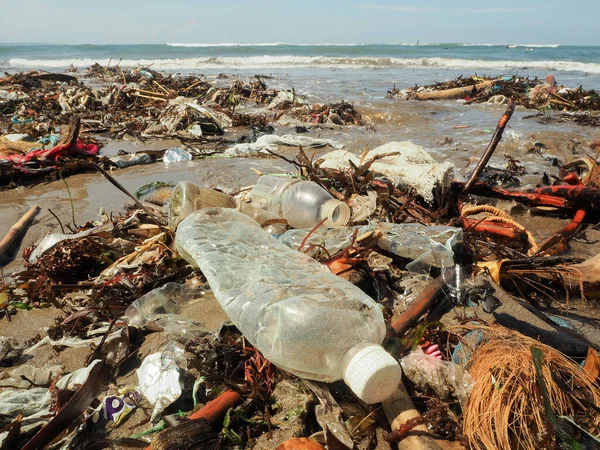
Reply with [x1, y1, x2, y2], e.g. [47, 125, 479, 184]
[343, 344, 402, 404]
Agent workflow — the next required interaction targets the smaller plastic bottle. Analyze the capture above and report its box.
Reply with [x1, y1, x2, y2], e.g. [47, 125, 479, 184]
[169, 181, 286, 233]
[168, 181, 236, 229]
[250, 175, 351, 229]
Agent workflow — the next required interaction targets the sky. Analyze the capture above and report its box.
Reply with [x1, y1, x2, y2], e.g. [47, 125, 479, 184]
[1, 0, 598, 46]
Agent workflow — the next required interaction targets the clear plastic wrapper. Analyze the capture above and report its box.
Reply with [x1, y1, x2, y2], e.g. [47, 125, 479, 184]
[279, 222, 462, 272]
[126, 282, 209, 341]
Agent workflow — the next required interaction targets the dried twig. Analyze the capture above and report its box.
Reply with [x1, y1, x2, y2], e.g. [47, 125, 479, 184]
[462, 99, 516, 194]
[91, 163, 168, 226]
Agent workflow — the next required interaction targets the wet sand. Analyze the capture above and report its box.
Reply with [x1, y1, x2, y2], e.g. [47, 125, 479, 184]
[2, 96, 600, 277]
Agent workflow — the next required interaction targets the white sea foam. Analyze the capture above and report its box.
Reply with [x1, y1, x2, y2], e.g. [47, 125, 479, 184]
[509, 44, 561, 48]
[7, 56, 599, 73]
[166, 42, 369, 47]
[461, 43, 561, 48]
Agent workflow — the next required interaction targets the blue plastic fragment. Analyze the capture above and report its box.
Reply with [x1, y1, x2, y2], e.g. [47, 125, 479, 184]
[452, 329, 487, 367]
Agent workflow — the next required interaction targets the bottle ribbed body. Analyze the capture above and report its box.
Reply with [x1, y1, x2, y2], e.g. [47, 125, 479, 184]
[175, 208, 385, 382]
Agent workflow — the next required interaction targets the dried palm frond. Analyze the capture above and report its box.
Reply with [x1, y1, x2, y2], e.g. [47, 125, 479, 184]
[454, 324, 600, 450]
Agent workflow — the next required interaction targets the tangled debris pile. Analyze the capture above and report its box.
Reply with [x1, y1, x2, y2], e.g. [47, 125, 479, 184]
[1, 66, 364, 138]
[0, 65, 366, 189]
[388, 74, 600, 126]
[0, 85, 599, 450]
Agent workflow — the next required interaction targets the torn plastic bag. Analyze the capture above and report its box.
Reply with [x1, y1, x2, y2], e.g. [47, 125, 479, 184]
[0, 336, 24, 364]
[317, 142, 454, 204]
[108, 152, 152, 169]
[0, 360, 102, 426]
[223, 134, 344, 157]
[137, 346, 185, 421]
[164, 147, 192, 164]
[0, 387, 51, 421]
[350, 191, 378, 222]
[0, 138, 99, 164]
[268, 90, 308, 109]
[0, 364, 64, 389]
[400, 348, 473, 407]
[24, 330, 124, 355]
[28, 222, 113, 263]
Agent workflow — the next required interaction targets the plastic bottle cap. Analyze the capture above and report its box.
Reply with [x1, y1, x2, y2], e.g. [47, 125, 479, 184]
[321, 199, 351, 227]
[343, 344, 402, 404]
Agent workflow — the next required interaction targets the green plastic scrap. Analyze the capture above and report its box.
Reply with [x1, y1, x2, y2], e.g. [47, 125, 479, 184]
[130, 420, 166, 439]
[192, 376, 205, 407]
[11, 302, 31, 310]
[530, 346, 584, 450]
[221, 408, 243, 445]
[129, 411, 187, 439]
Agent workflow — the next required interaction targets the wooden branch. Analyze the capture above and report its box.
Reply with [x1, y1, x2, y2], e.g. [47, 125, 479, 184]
[131, 88, 167, 97]
[131, 92, 168, 102]
[180, 79, 205, 93]
[153, 80, 171, 95]
[413, 80, 496, 101]
[58, 116, 81, 147]
[0, 206, 40, 261]
[462, 99, 516, 194]
[389, 267, 456, 337]
[383, 384, 463, 450]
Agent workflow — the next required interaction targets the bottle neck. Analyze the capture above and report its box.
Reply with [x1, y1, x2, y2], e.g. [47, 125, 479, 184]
[319, 199, 351, 227]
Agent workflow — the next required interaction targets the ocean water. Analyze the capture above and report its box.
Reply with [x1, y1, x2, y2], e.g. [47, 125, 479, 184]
[2, 43, 600, 93]
[2, 43, 600, 186]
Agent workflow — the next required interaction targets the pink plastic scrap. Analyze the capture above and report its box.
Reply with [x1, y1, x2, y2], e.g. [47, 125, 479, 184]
[0, 139, 99, 164]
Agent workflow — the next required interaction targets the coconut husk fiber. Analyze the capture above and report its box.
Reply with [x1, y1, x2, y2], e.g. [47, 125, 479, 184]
[454, 324, 600, 450]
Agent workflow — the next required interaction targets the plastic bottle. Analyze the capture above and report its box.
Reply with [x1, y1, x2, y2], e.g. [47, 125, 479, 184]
[250, 175, 351, 229]
[175, 207, 401, 404]
[168, 181, 237, 229]
[169, 181, 286, 234]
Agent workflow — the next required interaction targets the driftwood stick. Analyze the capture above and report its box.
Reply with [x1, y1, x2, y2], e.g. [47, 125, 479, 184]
[91, 163, 168, 226]
[153, 80, 171, 95]
[413, 80, 496, 101]
[131, 92, 168, 102]
[131, 88, 167, 97]
[181, 79, 205, 93]
[462, 99, 516, 194]
[389, 267, 456, 337]
[57, 116, 81, 148]
[0, 206, 40, 261]
[384, 384, 462, 450]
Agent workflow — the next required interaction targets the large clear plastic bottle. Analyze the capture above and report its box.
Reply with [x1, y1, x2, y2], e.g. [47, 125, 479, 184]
[175, 208, 401, 404]
[250, 175, 351, 229]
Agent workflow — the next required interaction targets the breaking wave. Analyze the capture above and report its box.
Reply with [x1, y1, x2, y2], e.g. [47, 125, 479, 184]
[166, 42, 562, 48]
[7, 56, 600, 73]
[166, 42, 369, 47]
